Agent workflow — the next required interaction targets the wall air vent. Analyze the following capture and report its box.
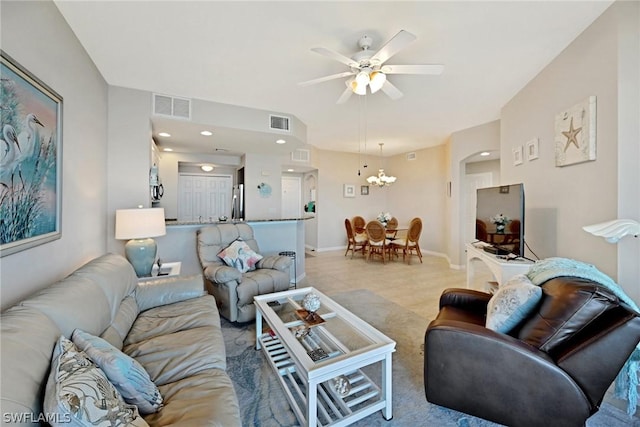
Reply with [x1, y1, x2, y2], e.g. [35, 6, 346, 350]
[269, 114, 291, 132]
[153, 94, 191, 120]
[407, 152, 417, 161]
[291, 149, 310, 163]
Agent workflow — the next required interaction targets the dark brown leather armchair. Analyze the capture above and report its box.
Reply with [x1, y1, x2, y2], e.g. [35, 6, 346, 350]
[424, 277, 640, 427]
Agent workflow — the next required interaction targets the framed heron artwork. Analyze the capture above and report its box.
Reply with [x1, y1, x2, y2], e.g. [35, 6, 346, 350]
[1, 51, 63, 257]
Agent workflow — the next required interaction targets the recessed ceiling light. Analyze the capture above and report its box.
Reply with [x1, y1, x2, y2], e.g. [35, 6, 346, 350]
[201, 165, 214, 172]
[200, 130, 213, 136]
[158, 132, 171, 137]
[480, 152, 491, 156]
[276, 139, 286, 144]
[287, 169, 294, 172]
[162, 148, 173, 152]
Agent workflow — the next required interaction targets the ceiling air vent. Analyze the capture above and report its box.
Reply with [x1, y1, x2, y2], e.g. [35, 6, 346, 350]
[291, 149, 310, 162]
[407, 152, 417, 161]
[269, 114, 290, 132]
[153, 94, 191, 120]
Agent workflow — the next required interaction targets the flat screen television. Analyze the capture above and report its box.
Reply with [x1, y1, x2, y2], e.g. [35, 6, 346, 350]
[475, 183, 525, 257]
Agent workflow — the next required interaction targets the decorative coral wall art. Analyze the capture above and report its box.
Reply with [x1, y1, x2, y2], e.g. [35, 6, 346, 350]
[555, 96, 596, 167]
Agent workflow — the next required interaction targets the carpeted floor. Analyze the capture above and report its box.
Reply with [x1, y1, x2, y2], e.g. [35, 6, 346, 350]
[223, 289, 639, 426]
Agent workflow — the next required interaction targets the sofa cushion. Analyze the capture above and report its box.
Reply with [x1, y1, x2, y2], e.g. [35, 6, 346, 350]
[218, 239, 263, 273]
[124, 296, 227, 385]
[143, 370, 241, 427]
[517, 277, 620, 353]
[486, 274, 542, 334]
[72, 329, 163, 414]
[44, 336, 149, 427]
[100, 294, 140, 349]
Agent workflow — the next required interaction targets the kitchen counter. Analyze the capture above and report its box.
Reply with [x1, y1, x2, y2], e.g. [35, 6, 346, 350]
[165, 216, 313, 226]
[156, 218, 307, 284]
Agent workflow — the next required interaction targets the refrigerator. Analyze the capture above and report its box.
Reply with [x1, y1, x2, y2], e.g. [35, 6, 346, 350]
[231, 184, 244, 221]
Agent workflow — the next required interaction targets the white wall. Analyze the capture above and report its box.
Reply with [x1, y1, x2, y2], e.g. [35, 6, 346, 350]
[0, 0, 109, 309]
[106, 86, 154, 254]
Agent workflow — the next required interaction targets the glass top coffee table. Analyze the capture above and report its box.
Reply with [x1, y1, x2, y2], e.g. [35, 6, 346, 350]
[254, 287, 396, 427]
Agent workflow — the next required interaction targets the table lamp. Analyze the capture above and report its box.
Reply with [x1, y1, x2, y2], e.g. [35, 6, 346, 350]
[115, 207, 166, 277]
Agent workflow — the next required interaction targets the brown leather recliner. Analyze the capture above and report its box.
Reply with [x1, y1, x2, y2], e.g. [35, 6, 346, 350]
[424, 277, 640, 427]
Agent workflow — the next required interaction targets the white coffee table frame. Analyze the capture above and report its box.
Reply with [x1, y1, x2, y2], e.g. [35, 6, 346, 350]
[254, 287, 396, 427]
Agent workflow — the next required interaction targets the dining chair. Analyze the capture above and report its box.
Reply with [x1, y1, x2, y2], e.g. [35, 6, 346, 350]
[385, 217, 399, 240]
[390, 217, 423, 264]
[365, 220, 391, 263]
[352, 215, 366, 236]
[344, 218, 368, 258]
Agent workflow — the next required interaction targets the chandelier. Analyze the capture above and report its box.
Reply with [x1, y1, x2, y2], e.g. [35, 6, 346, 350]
[367, 143, 397, 187]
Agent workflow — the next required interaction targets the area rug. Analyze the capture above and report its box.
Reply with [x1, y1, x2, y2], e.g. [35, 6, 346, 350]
[222, 289, 639, 426]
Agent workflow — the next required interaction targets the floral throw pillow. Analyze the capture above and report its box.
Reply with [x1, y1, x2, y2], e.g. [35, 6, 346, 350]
[486, 274, 542, 334]
[72, 329, 163, 414]
[44, 336, 149, 427]
[218, 239, 263, 273]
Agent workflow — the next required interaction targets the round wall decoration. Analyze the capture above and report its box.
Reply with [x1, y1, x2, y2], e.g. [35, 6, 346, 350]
[257, 182, 272, 198]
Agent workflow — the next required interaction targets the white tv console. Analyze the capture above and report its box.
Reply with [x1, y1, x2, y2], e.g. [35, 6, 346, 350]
[466, 243, 534, 289]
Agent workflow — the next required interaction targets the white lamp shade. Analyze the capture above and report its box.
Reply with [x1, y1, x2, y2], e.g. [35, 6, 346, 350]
[369, 71, 386, 93]
[115, 208, 166, 240]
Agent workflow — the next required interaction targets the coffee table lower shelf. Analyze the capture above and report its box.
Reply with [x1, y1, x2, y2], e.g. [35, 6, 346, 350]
[258, 333, 385, 427]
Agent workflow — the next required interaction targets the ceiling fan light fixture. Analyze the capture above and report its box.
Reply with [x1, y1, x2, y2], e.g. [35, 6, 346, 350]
[352, 79, 367, 95]
[369, 71, 386, 93]
[356, 69, 371, 86]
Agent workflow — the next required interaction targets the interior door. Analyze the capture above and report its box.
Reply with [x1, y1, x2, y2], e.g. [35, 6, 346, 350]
[178, 174, 232, 222]
[281, 176, 301, 218]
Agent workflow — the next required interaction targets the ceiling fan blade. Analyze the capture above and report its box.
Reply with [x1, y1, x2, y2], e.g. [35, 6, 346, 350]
[298, 71, 356, 87]
[380, 80, 403, 100]
[381, 64, 444, 75]
[336, 87, 353, 104]
[370, 30, 417, 64]
[311, 47, 358, 67]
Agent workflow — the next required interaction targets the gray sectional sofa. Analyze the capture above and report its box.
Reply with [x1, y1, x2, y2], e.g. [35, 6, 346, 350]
[1, 253, 241, 426]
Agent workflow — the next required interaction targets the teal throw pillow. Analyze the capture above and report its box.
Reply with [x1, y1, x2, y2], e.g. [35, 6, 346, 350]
[72, 329, 163, 414]
[486, 274, 542, 334]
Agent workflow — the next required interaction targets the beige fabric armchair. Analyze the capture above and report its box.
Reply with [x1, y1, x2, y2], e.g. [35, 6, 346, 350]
[197, 223, 292, 322]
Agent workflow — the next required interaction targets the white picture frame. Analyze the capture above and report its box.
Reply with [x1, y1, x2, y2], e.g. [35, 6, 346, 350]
[554, 96, 596, 167]
[343, 184, 355, 198]
[513, 146, 523, 166]
[526, 138, 539, 161]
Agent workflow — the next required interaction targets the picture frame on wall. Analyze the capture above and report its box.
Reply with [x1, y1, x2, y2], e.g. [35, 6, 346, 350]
[526, 138, 539, 161]
[360, 185, 369, 196]
[512, 146, 523, 166]
[0, 51, 63, 257]
[554, 96, 596, 167]
[343, 184, 355, 198]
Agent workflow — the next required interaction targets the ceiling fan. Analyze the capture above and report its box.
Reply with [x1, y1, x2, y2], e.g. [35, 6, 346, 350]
[299, 30, 444, 104]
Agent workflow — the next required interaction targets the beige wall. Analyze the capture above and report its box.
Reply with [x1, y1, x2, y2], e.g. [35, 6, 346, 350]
[0, 1, 109, 309]
[501, 2, 620, 277]
[315, 145, 448, 255]
[448, 120, 501, 267]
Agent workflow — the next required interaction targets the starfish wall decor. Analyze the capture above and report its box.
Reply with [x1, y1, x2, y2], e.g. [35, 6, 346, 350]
[554, 96, 597, 167]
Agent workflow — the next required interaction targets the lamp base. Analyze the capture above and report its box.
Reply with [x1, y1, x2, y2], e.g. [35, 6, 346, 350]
[125, 238, 157, 277]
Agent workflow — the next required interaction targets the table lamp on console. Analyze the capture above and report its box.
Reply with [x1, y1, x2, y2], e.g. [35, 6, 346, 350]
[115, 207, 166, 277]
